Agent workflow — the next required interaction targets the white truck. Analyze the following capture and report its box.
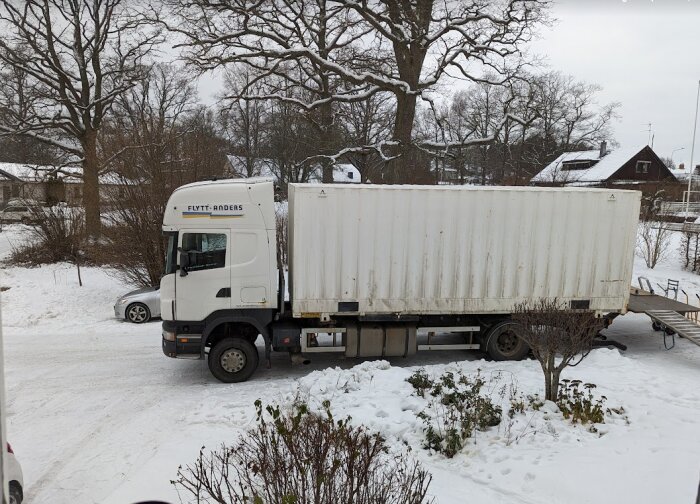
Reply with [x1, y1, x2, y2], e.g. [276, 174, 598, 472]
[160, 179, 641, 382]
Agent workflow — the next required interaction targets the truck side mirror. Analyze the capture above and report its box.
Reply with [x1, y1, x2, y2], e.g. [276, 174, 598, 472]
[179, 249, 189, 277]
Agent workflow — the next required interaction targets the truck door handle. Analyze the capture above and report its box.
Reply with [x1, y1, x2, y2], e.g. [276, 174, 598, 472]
[216, 288, 231, 298]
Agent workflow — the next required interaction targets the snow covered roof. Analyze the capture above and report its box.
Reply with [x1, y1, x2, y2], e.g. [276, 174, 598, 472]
[0, 162, 64, 182]
[530, 146, 652, 184]
[0, 162, 137, 186]
[226, 155, 361, 184]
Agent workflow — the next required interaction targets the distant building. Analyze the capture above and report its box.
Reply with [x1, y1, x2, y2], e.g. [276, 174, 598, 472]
[530, 143, 677, 194]
[224, 155, 361, 184]
[0, 162, 134, 208]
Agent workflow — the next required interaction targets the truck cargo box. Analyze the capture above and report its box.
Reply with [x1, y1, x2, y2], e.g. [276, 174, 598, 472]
[288, 184, 640, 317]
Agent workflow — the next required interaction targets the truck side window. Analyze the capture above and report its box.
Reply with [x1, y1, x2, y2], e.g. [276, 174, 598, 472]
[181, 233, 227, 272]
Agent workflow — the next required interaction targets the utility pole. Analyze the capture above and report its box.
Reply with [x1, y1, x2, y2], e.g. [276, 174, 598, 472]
[685, 80, 700, 220]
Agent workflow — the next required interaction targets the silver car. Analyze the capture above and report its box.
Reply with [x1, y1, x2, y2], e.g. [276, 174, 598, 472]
[114, 287, 161, 323]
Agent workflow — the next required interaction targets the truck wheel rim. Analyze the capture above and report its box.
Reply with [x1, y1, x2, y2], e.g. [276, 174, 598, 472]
[221, 349, 246, 373]
[496, 330, 519, 355]
[129, 305, 147, 322]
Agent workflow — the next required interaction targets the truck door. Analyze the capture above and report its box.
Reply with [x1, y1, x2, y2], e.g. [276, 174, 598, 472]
[176, 230, 231, 321]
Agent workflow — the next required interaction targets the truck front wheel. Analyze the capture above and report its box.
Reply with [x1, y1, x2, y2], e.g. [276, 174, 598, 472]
[208, 337, 259, 383]
[485, 321, 530, 361]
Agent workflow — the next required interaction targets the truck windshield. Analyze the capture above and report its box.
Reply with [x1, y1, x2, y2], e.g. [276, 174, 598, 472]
[164, 231, 178, 275]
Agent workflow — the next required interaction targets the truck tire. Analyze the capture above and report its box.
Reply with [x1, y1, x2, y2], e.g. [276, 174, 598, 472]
[208, 337, 259, 383]
[485, 321, 530, 361]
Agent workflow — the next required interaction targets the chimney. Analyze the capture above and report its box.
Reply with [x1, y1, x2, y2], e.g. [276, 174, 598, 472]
[599, 141, 608, 158]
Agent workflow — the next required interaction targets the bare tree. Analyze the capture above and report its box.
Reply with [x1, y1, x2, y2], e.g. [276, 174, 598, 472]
[161, 0, 378, 183]
[99, 65, 224, 287]
[637, 219, 672, 269]
[161, 0, 549, 183]
[339, 92, 394, 182]
[340, 0, 549, 181]
[220, 68, 268, 178]
[512, 299, 603, 402]
[0, 0, 161, 235]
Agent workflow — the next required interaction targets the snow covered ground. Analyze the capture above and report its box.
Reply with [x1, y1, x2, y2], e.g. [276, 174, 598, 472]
[0, 225, 699, 503]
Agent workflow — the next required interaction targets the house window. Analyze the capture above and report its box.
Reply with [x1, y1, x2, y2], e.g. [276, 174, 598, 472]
[347, 171, 353, 180]
[561, 160, 596, 171]
[636, 160, 651, 174]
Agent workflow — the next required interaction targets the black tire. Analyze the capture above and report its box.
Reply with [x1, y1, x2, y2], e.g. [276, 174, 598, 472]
[652, 321, 663, 332]
[126, 302, 151, 323]
[208, 337, 259, 383]
[485, 320, 530, 361]
[9, 482, 22, 504]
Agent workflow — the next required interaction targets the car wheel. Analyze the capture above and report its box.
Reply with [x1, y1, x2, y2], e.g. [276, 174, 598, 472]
[9, 482, 22, 504]
[485, 320, 530, 361]
[126, 303, 151, 323]
[208, 338, 259, 383]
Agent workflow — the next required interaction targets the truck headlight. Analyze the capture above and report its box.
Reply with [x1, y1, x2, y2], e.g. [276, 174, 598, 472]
[162, 330, 176, 341]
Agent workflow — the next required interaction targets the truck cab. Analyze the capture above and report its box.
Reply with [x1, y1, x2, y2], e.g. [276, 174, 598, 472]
[160, 178, 278, 382]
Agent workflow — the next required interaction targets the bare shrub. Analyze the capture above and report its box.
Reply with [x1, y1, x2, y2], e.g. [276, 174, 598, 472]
[173, 400, 433, 504]
[680, 231, 700, 273]
[512, 299, 604, 402]
[637, 219, 672, 269]
[408, 369, 502, 458]
[98, 182, 167, 288]
[7, 205, 85, 266]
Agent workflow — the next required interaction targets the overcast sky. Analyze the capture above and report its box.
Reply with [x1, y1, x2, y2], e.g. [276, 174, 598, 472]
[531, 0, 700, 168]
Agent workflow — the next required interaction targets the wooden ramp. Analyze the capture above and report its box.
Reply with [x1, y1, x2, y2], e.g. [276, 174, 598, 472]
[628, 288, 700, 314]
[646, 310, 700, 347]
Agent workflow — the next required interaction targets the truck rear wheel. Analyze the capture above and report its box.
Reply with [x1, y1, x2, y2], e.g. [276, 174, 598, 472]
[208, 337, 259, 383]
[485, 321, 530, 361]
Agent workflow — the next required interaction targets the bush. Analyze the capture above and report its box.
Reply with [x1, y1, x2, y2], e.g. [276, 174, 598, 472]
[6, 204, 85, 266]
[556, 380, 606, 425]
[408, 369, 502, 458]
[173, 400, 433, 504]
[637, 219, 672, 269]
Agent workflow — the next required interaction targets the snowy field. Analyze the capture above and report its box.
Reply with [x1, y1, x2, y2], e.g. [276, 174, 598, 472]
[0, 225, 699, 503]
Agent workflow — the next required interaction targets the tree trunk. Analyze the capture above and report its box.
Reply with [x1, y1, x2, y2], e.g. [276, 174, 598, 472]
[82, 130, 101, 236]
[387, 91, 418, 183]
[319, 101, 335, 184]
[544, 370, 553, 402]
[549, 368, 562, 402]
[544, 353, 559, 402]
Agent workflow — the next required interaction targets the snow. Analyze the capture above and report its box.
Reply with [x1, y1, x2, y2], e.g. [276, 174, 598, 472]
[0, 162, 132, 187]
[0, 163, 64, 183]
[0, 224, 699, 503]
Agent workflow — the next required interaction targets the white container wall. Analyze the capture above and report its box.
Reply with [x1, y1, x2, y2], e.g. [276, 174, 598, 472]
[288, 184, 641, 317]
